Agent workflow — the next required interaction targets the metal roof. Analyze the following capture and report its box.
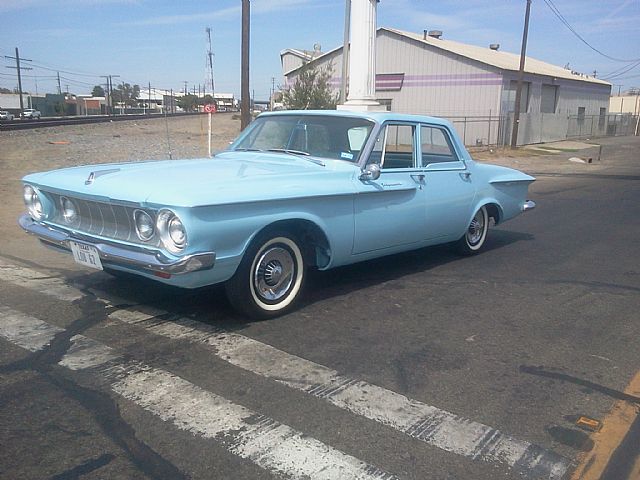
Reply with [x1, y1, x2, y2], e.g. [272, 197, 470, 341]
[383, 28, 610, 86]
[283, 27, 610, 87]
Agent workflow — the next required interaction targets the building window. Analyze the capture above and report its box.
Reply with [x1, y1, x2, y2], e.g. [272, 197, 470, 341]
[377, 98, 392, 111]
[540, 84, 558, 113]
[577, 107, 586, 126]
[507, 80, 530, 113]
[598, 107, 606, 128]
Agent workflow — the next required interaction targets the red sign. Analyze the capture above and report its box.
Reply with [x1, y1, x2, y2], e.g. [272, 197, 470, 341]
[204, 103, 216, 113]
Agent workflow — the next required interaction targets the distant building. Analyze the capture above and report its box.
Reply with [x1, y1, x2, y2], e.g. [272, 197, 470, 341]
[609, 94, 640, 115]
[282, 28, 612, 145]
[213, 93, 235, 111]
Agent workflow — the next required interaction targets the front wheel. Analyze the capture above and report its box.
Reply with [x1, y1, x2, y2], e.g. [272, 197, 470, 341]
[225, 231, 306, 319]
[455, 205, 489, 255]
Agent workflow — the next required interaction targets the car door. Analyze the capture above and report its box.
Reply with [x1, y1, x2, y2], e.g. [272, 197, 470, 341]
[353, 122, 428, 254]
[419, 124, 476, 240]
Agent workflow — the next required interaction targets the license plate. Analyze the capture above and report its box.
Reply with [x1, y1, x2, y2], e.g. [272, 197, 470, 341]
[70, 241, 103, 270]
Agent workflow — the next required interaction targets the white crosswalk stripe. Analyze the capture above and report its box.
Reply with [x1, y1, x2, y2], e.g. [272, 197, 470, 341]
[0, 306, 397, 480]
[0, 260, 571, 479]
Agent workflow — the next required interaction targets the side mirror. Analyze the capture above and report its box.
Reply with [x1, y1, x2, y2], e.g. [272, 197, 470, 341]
[359, 163, 381, 181]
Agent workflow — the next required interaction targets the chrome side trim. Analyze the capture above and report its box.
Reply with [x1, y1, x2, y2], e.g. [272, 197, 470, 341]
[19, 214, 215, 275]
[522, 200, 536, 211]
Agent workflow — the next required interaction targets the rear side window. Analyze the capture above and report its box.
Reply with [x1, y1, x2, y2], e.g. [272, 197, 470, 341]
[421, 126, 458, 164]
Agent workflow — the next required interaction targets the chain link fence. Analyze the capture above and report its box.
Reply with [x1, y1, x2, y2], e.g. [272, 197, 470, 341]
[445, 113, 639, 147]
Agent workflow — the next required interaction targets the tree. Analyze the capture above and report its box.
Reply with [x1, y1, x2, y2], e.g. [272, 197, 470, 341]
[282, 63, 338, 110]
[111, 83, 140, 108]
[91, 85, 105, 97]
[0, 87, 12, 94]
[177, 94, 199, 112]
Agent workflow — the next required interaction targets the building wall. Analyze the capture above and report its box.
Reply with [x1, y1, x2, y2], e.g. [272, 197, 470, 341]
[284, 30, 612, 145]
[609, 95, 640, 115]
[282, 52, 308, 76]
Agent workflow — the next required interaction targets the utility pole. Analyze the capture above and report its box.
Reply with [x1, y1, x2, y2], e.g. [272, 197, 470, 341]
[5, 48, 32, 113]
[340, 0, 351, 104]
[241, 0, 251, 129]
[183, 81, 188, 96]
[510, 0, 532, 149]
[270, 76, 275, 110]
[101, 75, 119, 115]
[148, 82, 152, 115]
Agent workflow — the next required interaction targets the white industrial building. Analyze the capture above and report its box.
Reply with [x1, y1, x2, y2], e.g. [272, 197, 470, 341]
[281, 28, 612, 146]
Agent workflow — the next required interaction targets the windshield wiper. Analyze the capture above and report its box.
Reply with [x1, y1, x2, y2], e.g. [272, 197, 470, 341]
[234, 147, 261, 152]
[266, 148, 310, 156]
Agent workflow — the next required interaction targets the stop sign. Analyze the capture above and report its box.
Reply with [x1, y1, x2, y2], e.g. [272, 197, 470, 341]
[204, 103, 216, 113]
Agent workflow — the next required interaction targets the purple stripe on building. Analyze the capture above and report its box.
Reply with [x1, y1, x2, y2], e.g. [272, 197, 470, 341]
[403, 79, 503, 87]
[403, 73, 501, 81]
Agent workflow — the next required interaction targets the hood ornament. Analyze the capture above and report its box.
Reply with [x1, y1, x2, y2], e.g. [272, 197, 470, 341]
[85, 168, 120, 186]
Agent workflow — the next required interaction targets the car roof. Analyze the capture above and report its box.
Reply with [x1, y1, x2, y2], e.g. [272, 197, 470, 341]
[258, 110, 452, 127]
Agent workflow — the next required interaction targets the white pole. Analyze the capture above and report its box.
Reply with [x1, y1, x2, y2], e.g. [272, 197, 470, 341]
[208, 111, 212, 157]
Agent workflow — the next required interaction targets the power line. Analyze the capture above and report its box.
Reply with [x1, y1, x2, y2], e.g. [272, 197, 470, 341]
[601, 60, 640, 81]
[542, 0, 640, 63]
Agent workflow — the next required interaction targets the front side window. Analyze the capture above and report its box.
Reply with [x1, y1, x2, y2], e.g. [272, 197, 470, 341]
[231, 115, 375, 162]
[370, 124, 415, 169]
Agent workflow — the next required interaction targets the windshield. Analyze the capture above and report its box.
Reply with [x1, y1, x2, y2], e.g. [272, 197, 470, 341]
[229, 114, 375, 163]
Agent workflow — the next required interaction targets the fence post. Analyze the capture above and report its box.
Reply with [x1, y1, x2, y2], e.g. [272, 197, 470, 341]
[463, 117, 467, 146]
[488, 110, 492, 146]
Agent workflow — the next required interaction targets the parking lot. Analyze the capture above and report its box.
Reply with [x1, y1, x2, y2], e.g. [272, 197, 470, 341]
[1, 116, 639, 480]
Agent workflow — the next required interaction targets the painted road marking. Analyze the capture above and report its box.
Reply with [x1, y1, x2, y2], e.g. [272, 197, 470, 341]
[0, 260, 571, 479]
[111, 308, 570, 480]
[0, 305, 63, 351]
[0, 258, 85, 302]
[0, 306, 397, 480]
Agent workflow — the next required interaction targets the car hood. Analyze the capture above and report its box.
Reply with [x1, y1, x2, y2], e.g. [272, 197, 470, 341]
[23, 151, 359, 207]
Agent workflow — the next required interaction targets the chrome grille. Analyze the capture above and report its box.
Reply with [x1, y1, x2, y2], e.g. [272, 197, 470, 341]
[46, 192, 161, 247]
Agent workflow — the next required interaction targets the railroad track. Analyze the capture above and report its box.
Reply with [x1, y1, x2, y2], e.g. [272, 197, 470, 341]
[0, 112, 204, 131]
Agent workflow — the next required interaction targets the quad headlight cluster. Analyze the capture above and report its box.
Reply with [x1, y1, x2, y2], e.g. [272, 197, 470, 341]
[23, 185, 45, 220]
[156, 209, 187, 253]
[134, 208, 187, 253]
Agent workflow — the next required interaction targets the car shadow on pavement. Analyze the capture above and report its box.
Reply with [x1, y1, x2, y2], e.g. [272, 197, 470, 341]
[71, 228, 533, 328]
[300, 229, 534, 309]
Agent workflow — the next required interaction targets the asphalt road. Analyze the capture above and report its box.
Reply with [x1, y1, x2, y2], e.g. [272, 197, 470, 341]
[0, 135, 639, 480]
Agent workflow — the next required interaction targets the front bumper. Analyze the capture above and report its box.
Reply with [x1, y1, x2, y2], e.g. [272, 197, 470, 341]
[19, 214, 216, 275]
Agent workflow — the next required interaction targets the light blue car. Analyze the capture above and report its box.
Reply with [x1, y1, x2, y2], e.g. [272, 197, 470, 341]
[20, 111, 535, 318]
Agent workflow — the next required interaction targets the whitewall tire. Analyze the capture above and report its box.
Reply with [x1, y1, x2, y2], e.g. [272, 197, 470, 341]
[225, 231, 306, 319]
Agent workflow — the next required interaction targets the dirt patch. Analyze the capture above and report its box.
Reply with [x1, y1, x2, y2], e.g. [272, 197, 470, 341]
[0, 113, 241, 262]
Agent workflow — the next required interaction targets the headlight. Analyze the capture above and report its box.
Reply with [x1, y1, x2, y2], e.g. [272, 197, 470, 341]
[134, 209, 155, 241]
[156, 209, 187, 253]
[60, 196, 78, 224]
[23, 185, 45, 220]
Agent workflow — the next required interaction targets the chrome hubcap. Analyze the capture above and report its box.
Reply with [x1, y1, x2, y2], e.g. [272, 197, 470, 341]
[467, 211, 485, 245]
[254, 246, 295, 302]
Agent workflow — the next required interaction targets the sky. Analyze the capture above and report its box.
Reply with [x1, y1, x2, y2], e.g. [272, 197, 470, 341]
[1, 0, 639, 100]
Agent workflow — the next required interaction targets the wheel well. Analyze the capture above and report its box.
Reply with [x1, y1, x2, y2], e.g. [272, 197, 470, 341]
[484, 203, 502, 225]
[255, 219, 331, 268]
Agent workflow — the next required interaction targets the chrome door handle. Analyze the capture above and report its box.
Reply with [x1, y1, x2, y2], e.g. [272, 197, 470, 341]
[411, 174, 425, 182]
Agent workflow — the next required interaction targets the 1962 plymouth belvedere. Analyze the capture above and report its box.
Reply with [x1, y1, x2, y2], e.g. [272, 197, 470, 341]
[20, 111, 535, 318]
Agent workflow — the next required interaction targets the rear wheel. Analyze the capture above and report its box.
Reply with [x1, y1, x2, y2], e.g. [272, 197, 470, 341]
[455, 205, 489, 255]
[225, 231, 306, 319]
